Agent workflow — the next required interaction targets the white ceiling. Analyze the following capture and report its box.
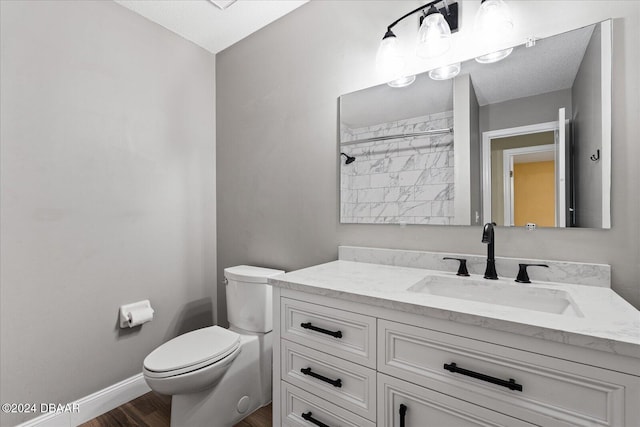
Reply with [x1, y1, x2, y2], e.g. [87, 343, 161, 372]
[114, 0, 309, 54]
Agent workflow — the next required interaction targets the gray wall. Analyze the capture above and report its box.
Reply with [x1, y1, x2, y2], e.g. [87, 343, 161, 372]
[452, 73, 481, 226]
[479, 88, 573, 135]
[0, 1, 216, 425]
[469, 81, 481, 226]
[217, 0, 640, 323]
[453, 74, 472, 225]
[572, 25, 603, 228]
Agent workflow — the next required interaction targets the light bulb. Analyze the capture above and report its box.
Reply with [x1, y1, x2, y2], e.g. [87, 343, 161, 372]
[474, 0, 514, 64]
[376, 31, 405, 81]
[428, 63, 461, 80]
[387, 75, 416, 88]
[475, 47, 513, 64]
[416, 12, 452, 58]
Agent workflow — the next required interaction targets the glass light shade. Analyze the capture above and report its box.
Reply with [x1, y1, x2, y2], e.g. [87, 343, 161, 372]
[387, 75, 416, 88]
[416, 12, 452, 58]
[475, 47, 513, 64]
[474, 0, 514, 41]
[376, 35, 405, 81]
[428, 62, 461, 80]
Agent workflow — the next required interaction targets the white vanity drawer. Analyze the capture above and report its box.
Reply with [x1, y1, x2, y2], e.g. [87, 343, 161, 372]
[281, 382, 376, 427]
[378, 373, 535, 427]
[378, 319, 639, 427]
[282, 339, 376, 421]
[281, 297, 376, 368]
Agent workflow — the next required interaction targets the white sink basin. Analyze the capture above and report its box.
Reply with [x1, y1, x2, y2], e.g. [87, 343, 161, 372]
[407, 275, 583, 317]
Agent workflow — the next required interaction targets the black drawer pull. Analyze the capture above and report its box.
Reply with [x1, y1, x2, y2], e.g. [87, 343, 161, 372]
[399, 403, 407, 427]
[300, 322, 343, 338]
[301, 411, 330, 427]
[300, 367, 342, 388]
[444, 362, 523, 392]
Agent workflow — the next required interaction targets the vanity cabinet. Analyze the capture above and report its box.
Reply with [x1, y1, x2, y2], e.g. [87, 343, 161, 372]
[279, 296, 377, 425]
[379, 319, 638, 426]
[378, 373, 534, 426]
[281, 382, 376, 427]
[280, 297, 376, 369]
[273, 288, 640, 427]
[281, 339, 376, 420]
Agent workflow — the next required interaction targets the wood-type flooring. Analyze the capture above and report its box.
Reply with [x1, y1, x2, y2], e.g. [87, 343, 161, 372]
[79, 392, 272, 427]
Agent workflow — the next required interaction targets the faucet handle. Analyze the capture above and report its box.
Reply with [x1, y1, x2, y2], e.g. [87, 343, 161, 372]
[443, 257, 470, 277]
[515, 263, 549, 283]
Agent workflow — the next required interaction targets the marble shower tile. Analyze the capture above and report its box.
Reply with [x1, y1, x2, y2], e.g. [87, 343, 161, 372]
[370, 172, 399, 188]
[357, 188, 385, 203]
[414, 184, 451, 202]
[399, 201, 431, 217]
[371, 202, 399, 218]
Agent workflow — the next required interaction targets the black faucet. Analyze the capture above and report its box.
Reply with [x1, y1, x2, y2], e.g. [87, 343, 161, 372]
[482, 222, 498, 280]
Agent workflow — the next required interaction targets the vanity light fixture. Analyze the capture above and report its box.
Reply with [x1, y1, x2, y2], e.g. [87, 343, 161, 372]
[474, 0, 514, 64]
[376, 29, 406, 83]
[376, 1, 459, 84]
[416, 5, 453, 58]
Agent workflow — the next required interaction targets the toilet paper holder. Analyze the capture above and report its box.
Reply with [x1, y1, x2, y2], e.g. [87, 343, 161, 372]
[119, 300, 154, 328]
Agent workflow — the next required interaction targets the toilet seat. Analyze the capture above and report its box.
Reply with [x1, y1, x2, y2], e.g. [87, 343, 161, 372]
[143, 326, 240, 379]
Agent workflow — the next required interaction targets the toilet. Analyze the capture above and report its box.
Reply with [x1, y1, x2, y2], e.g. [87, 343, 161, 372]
[143, 265, 284, 427]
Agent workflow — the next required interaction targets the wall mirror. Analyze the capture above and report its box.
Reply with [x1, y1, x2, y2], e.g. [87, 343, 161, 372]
[339, 20, 611, 228]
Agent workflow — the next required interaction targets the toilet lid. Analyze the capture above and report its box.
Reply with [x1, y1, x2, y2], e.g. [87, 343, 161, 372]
[144, 326, 240, 374]
[224, 265, 284, 283]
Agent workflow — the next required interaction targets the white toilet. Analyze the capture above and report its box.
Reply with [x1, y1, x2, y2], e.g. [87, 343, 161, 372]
[143, 265, 284, 427]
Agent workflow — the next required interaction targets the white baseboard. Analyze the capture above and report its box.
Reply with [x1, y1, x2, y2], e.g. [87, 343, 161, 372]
[16, 373, 151, 427]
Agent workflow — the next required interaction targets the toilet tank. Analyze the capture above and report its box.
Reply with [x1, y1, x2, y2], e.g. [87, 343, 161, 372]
[224, 265, 284, 333]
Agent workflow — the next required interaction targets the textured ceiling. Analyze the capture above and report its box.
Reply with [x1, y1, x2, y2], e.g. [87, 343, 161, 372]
[469, 24, 594, 106]
[114, 0, 308, 54]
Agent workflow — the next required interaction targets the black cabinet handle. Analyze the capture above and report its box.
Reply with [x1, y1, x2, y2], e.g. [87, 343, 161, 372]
[399, 403, 407, 427]
[444, 362, 523, 391]
[301, 411, 330, 427]
[300, 367, 342, 388]
[300, 322, 343, 338]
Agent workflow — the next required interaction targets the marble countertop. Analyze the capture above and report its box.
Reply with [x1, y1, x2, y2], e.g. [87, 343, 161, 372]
[270, 260, 640, 358]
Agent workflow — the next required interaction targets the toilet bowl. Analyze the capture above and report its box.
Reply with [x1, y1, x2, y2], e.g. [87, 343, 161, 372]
[143, 326, 241, 395]
[142, 265, 284, 427]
